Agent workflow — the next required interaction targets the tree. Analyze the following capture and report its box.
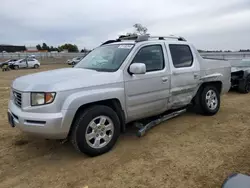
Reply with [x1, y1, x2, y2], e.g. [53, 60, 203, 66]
[36, 43, 60, 52]
[118, 23, 148, 39]
[133, 23, 148, 35]
[42, 43, 49, 51]
[239, 49, 250, 52]
[57, 46, 63, 52]
[81, 48, 90, 53]
[36, 44, 42, 51]
[59, 43, 79, 52]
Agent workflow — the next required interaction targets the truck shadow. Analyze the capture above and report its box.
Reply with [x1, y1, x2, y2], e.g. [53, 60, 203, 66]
[12, 109, 195, 160]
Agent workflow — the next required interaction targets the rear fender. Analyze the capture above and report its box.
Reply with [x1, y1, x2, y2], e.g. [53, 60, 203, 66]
[200, 73, 223, 82]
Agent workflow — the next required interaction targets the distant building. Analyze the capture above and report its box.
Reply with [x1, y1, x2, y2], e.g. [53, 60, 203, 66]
[26, 46, 38, 52]
[25, 46, 48, 52]
[60, 49, 69, 53]
[0, 44, 26, 52]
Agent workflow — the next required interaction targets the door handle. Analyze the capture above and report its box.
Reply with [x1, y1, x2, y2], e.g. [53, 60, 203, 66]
[162, 77, 168, 83]
[194, 73, 199, 79]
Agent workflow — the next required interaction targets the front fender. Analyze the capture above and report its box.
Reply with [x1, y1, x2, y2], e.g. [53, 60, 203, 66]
[60, 88, 125, 133]
[62, 87, 125, 111]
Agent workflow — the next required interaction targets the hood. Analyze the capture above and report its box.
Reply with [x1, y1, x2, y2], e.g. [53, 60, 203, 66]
[12, 60, 22, 65]
[12, 68, 123, 92]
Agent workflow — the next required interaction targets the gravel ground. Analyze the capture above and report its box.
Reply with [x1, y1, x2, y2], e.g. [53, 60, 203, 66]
[1, 64, 250, 188]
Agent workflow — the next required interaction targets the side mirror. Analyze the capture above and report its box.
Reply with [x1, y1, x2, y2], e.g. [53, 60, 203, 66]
[129, 63, 146, 74]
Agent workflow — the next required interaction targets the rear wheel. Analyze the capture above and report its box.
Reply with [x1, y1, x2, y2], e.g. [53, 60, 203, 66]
[71, 105, 120, 157]
[200, 86, 220, 115]
[34, 64, 39, 69]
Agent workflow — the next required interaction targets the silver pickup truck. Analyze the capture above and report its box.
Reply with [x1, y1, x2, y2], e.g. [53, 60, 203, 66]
[7, 35, 231, 156]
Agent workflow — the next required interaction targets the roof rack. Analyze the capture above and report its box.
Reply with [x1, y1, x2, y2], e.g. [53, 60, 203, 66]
[119, 34, 187, 42]
[150, 35, 187, 41]
[100, 34, 187, 46]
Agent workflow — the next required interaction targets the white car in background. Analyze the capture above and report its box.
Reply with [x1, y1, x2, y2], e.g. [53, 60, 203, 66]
[10, 57, 40, 69]
[67, 57, 83, 65]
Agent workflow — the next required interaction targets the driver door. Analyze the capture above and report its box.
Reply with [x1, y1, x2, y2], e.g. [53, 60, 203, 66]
[124, 43, 171, 122]
[19, 60, 27, 68]
[27, 58, 35, 68]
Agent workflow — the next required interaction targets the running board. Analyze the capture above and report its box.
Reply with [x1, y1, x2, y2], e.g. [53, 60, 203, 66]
[135, 109, 187, 137]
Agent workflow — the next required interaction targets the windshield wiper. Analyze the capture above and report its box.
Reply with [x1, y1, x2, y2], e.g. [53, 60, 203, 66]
[81, 67, 115, 72]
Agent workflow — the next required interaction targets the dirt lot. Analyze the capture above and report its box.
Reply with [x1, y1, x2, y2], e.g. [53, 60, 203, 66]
[1, 65, 250, 188]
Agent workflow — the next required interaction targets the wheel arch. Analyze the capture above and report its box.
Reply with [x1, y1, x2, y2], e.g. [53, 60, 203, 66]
[67, 98, 126, 138]
[193, 81, 222, 105]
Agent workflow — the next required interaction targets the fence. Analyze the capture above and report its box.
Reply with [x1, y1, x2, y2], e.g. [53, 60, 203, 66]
[200, 52, 250, 60]
[0, 52, 86, 59]
[1, 51, 250, 62]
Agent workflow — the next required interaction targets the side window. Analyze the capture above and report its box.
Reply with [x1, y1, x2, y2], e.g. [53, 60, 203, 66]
[169, 44, 193, 68]
[27, 58, 34, 61]
[132, 45, 164, 72]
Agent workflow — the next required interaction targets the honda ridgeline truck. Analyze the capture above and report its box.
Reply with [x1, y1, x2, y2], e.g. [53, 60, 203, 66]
[7, 35, 231, 156]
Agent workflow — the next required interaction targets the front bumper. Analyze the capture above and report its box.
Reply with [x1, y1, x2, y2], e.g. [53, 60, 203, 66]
[8, 100, 68, 139]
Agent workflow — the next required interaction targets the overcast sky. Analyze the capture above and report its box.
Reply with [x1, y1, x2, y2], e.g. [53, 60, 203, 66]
[0, 0, 249, 51]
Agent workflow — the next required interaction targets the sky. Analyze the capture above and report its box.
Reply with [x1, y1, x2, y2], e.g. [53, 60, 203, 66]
[0, 0, 250, 51]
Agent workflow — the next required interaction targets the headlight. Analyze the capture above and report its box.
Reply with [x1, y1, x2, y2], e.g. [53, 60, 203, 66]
[31, 92, 56, 106]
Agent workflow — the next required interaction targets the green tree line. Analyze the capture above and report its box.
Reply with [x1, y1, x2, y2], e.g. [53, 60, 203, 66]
[36, 43, 80, 52]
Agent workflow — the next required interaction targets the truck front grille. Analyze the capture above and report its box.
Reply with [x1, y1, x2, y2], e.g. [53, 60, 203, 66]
[13, 91, 22, 108]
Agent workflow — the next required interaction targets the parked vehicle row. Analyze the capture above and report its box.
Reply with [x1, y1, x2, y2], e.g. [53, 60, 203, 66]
[10, 57, 40, 69]
[0, 56, 40, 70]
[203, 57, 250, 94]
[7, 35, 231, 157]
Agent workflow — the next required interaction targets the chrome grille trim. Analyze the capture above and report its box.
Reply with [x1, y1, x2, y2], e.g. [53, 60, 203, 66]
[13, 90, 22, 108]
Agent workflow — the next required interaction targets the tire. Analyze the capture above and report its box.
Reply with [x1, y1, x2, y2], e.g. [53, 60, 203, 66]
[238, 75, 250, 94]
[199, 85, 220, 116]
[14, 65, 19, 70]
[34, 64, 39, 69]
[71, 105, 120, 157]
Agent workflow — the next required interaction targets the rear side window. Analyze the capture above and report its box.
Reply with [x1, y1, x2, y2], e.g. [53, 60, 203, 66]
[169, 44, 193, 68]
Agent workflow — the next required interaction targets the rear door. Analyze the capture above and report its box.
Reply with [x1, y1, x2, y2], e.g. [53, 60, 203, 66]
[166, 43, 200, 108]
[124, 43, 171, 122]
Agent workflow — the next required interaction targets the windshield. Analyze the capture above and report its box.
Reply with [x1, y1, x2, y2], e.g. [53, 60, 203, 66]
[75, 44, 134, 72]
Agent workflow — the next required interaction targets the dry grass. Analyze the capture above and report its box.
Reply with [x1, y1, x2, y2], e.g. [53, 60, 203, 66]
[1, 65, 250, 188]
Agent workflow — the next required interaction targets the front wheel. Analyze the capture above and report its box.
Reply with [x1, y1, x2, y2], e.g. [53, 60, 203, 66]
[34, 64, 39, 69]
[14, 65, 19, 70]
[200, 86, 220, 116]
[71, 105, 120, 157]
